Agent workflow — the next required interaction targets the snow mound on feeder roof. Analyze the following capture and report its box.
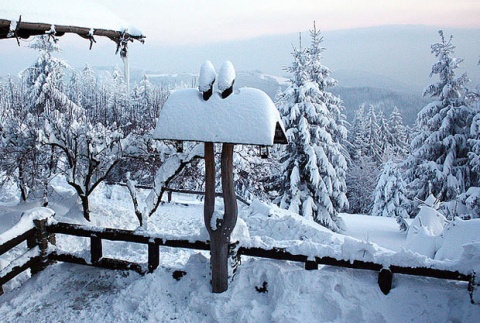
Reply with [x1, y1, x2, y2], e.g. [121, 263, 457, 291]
[198, 60, 216, 92]
[0, 0, 143, 36]
[218, 60, 236, 91]
[153, 87, 283, 146]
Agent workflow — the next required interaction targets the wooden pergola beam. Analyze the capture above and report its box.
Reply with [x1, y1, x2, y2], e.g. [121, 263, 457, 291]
[0, 19, 145, 43]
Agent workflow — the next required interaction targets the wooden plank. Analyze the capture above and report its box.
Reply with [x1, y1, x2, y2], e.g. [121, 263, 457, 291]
[239, 247, 309, 263]
[315, 256, 383, 272]
[49, 252, 89, 266]
[0, 256, 41, 286]
[96, 258, 144, 275]
[48, 252, 144, 275]
[0, 228, 36, 256]
[390, 265, 471, 281]
[49, 222, 210, 250]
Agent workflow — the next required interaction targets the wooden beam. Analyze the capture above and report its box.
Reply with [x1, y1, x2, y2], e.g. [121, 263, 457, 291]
[48, 222, 210, 250]
[0, 228, 36, 256]
[0, 19, 145, 42]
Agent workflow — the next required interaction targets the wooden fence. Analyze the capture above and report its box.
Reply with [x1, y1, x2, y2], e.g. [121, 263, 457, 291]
[0, 216, 53, 295]
[0, 210, 477, 301]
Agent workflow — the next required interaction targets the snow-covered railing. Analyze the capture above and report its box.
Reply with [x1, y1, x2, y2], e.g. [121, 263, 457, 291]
[0, 207, 55, 295]
[2, 215, 477, 300]
[45, 221, 476, 297]
[236, 245, 474, 296]
[47, 222, 210, 275]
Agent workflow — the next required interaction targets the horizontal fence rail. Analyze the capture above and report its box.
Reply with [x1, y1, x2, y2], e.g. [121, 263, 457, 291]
[48, 222, 475, 296]
[1, 211, 477, 301]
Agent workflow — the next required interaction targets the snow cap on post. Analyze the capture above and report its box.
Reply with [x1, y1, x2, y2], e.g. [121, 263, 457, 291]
[199, 60, 216, 101]
[218, 61, 235, 99]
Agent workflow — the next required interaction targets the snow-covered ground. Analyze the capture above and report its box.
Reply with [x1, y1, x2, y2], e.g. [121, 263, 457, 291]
[0, 180, 479, 322]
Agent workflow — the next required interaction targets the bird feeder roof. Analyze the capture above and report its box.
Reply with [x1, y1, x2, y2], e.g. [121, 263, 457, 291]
[153, 88, 287, 146]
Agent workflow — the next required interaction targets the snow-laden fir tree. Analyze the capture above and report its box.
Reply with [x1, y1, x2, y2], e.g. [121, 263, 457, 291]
[405, 31, 472, 203]
[363, 105, 384, 164]
[372, 159, 410, 220]
[21, 35, 70, 117]
[348, 104, 367, 162]
[277, 25, 348, 232]
[387, 106, 408, 157]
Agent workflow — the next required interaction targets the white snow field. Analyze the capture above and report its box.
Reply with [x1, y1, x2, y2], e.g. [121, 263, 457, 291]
[0, 180, 479, 322]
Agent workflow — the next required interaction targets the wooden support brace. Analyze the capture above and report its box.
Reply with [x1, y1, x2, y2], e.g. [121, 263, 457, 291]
[148, 242, 160, 273]
[378, 268, 393, 295]
[90, 236, 102, 264]
[305, 260, 318, 270]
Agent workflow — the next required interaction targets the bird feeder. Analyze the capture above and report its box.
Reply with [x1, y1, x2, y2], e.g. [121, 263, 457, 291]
[153, 61, 287, 293]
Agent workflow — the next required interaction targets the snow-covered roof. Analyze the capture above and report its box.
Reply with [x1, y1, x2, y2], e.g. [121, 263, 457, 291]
[153, 88, 287, 146]
[0, 0, 144, 40]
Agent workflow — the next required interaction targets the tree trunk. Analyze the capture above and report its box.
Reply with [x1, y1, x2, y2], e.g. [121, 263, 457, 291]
[80, 195, 91, 222]
[18, 163, 28, 202]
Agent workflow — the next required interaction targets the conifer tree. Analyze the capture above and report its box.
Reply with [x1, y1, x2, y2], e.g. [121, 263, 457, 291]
[388, 106, 408, 156]
[372, 159, 410, 219]
[277, 25, 348, 232]
[405, 31, 471, 202]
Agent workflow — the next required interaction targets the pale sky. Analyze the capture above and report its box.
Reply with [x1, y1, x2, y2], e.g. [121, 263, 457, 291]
[97, 0, 480, 45]
[1, 0, 479, 89]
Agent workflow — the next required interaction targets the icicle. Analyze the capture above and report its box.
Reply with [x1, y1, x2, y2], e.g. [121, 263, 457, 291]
[122, 52, 130, 95]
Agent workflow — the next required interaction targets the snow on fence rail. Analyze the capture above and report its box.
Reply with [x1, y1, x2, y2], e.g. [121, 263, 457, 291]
[0, 207, 55, 295]
[0, 208, 477, 300]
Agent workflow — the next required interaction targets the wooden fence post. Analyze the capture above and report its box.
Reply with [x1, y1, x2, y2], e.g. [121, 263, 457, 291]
[148, 242, 159, 273]
[91, 236, 102, 264]
[31, 218, 56, 275]
[305, 260, 318, 270]
[378, 268, 393, 295]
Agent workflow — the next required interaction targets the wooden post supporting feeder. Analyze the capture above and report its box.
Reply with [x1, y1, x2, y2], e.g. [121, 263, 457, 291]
[153, 61, 287, 293]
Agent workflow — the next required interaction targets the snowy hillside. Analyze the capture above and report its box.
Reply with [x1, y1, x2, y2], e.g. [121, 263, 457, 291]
[1, 181, 479, 322]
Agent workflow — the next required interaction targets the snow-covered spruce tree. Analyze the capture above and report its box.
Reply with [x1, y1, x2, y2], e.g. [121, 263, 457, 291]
[348, 104, 367, 162]
[405, 31, 472, 203]
[372, 159, 410, 220]
[387, 106, 408, 157]
[363, 105, 384, 164]
[277, 27, 348, 232]
[22, 35, 70, 118]
[346, 156, 379, 214]
[21, 35, 73, 202]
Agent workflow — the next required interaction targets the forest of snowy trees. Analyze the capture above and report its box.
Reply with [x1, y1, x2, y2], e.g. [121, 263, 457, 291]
[1, 28, 479, 230]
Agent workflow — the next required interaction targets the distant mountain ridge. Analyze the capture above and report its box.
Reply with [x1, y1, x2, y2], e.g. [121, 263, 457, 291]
[138, 69, 425, 125]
